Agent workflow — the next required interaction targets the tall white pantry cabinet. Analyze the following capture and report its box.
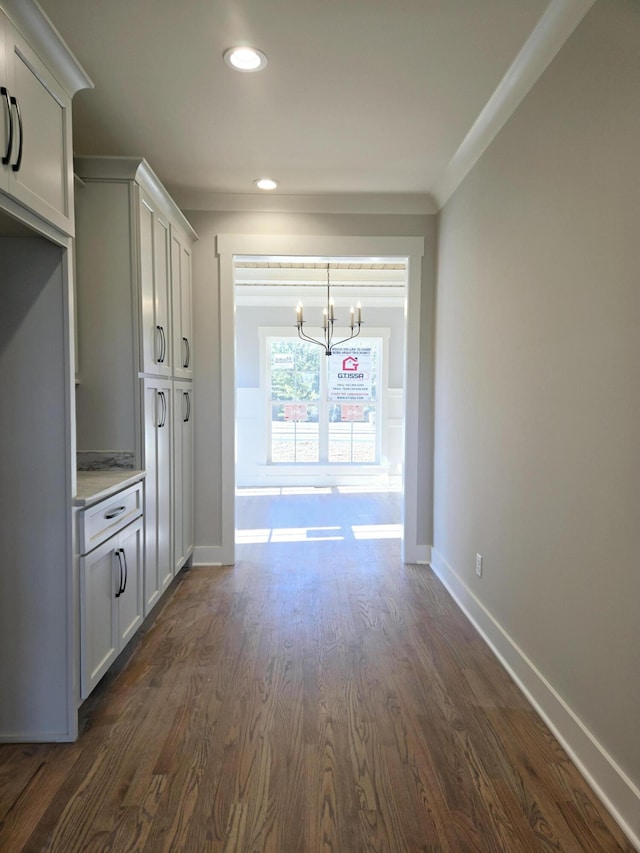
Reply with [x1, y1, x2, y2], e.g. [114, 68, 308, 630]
[73, 157, 197, 616]
[0, 0, 93, 741]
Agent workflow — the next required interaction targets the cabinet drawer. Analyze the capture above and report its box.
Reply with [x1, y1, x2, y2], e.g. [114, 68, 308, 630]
[79, 483, 143, 555]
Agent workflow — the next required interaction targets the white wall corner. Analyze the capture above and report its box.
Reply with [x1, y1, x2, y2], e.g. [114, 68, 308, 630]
[428, 548, 640, 850]
[404, 543, 432, 566]
[191, 546, 230, 567]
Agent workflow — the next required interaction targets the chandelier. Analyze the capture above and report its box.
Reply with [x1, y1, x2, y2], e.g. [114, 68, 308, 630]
[296, 264, 362, 355]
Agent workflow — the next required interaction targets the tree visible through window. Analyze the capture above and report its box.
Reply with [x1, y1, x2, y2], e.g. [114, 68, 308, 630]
[270, 341, 320, 462]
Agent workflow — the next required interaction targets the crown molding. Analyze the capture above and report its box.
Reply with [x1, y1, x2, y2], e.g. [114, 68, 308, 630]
[431, 0, 596, 210]
[173, 190, 437, 216]
[2, 0, 93, 95]
[74, 156, 198, 240]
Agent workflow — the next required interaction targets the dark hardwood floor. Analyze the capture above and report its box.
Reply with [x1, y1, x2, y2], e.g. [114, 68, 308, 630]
[0, 486, 634, 851]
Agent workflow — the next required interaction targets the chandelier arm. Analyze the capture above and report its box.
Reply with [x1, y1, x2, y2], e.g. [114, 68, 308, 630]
[297, 325, 331, 352]
[330, 324, 362, 349]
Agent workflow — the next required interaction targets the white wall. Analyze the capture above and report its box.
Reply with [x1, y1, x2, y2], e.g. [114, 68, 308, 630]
[433, 0, 640, 842]
[186, 211, 435, 553]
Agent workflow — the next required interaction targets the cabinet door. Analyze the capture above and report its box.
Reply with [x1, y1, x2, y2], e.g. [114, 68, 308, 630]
[173, 382, 194, 572]
[117, 517, 144, 647]
[80, 539, 118, 699]
[0, 13, 8, 194]
[2, 19, 74, 234]
[143, 377, 173, 615]
[157, 380, 173, 594]
[154, 212, 172, 374]
[171, 229, 193, 379]
[139, 191, 172, 376]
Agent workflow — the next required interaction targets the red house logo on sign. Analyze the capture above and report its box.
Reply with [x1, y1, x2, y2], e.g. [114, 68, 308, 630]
[342, 356, 359, 371]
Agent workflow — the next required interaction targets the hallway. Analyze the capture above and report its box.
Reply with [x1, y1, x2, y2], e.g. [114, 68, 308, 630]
[0, 489, 632, 851]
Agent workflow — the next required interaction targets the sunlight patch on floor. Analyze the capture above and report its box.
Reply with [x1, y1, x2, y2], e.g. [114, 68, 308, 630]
[236, 523, 402, 544]
[236, 487, 283, 496]
[352, 523, 403, 540]
[337, 485, 402, 494]
[236, 484, 400, 496]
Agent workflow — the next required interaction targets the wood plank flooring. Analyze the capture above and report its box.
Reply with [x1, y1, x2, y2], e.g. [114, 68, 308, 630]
[0, 486, 634, 851]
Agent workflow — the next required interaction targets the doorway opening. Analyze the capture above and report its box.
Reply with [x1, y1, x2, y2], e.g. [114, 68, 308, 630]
[234, 257, 405, 489]
[216, 234, 425, 565]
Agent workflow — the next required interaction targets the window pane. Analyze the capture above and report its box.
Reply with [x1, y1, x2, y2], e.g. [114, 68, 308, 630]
[267, 337, 380, 466]
[328, 409, 376, 463]
[270, 341, 320, 401]
[271, 403, 319, 462]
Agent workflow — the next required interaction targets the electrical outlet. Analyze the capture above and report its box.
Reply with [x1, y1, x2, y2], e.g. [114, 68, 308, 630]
[476, 553, 483, 577]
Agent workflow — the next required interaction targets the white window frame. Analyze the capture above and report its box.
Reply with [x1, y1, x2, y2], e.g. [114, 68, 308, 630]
[261, 328, 389, 471]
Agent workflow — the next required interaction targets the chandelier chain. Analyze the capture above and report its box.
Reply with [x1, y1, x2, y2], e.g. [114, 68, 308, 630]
[295, 263, 362, 355]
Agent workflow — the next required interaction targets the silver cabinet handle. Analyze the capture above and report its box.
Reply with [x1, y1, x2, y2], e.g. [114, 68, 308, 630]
[183, 336, 190, 368]
[105, 506, 126, 520]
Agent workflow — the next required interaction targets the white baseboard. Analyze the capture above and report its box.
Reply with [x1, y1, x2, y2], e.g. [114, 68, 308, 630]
[192, 545, 229, 567]
[430, 548, 640, 851]
[404, 543, 431, 565]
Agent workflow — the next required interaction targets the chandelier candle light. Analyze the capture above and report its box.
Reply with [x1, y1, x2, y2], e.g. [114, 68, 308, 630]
[296, 264, 362, 355]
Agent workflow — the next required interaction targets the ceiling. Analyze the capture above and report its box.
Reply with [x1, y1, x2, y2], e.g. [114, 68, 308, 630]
[38, 0, 592, 212]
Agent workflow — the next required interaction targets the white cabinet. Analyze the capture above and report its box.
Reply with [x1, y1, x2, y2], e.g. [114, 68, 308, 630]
[74, 157, 197, 620]
[0, 11, 9, 194]
[143, 377, 173, 614]
[0, 4, 89, 236]
[140, 190, 172, 376]
[171, 226, 194, 379]
[0, 2, 91, 743]
[80, 508, 143, 700]
[173, 381, 194, 573]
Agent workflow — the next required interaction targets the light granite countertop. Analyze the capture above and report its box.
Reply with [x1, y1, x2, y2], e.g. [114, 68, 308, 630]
[75, 470, 146, 508]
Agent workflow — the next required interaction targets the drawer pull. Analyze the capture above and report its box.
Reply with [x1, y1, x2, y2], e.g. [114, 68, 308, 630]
[105, 506, 127, 520]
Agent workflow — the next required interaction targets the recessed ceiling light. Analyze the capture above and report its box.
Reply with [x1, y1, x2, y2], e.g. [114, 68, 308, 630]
[254, 178, 278, 190]
[224, 46, 268, 72]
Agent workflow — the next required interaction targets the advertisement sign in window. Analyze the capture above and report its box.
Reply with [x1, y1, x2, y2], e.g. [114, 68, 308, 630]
[341, 404, 365, 421]
[328, 346, 373, 401]
[271, 352, 295, 370]
[283, 403, 308, 421]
